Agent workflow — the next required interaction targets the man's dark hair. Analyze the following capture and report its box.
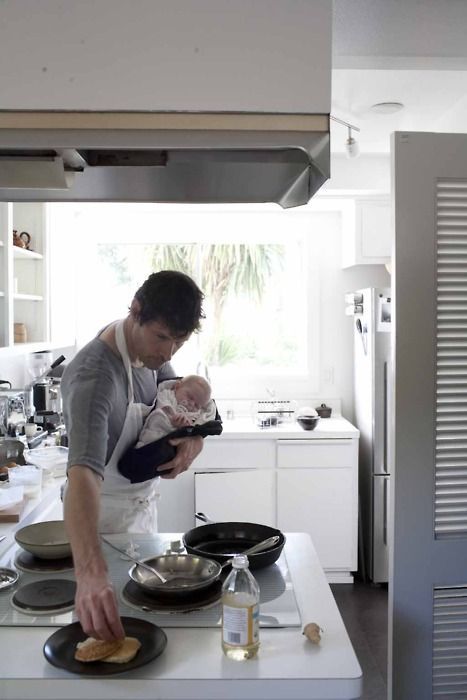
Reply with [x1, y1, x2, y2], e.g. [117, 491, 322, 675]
[134, 270, 205, 336]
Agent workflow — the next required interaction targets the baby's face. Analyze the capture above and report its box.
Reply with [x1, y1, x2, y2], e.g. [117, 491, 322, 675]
[175, 380, 210, 412]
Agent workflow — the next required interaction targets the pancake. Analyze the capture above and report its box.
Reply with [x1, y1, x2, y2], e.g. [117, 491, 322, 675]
[74, 637, 123, 662]
[102, 636, 142, 664]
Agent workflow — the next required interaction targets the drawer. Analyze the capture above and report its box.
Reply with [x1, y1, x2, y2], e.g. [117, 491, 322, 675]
[194, 439, 275, 470]
[276, 439, 356, 469]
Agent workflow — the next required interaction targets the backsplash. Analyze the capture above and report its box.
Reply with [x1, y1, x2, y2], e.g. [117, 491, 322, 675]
[214, 398, 342, 422]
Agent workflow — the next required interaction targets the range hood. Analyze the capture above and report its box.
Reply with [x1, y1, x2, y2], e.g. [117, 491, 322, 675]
[0, 112, 329, 208]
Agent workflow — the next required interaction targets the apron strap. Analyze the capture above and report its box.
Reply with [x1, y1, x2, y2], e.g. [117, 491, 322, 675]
[115, 320, 135, 404]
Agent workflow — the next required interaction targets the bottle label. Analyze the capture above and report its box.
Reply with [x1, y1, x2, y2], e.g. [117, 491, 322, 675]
[222, 603, 259, 646]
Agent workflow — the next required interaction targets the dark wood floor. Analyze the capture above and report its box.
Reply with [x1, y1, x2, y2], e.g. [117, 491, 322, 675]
[330, 580, 388, 700]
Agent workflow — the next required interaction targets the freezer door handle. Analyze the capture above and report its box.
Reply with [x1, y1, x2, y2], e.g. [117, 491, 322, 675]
[383, 360, 388, 473]
[383, 476, 388, 545]
[373, 474, 390, 583]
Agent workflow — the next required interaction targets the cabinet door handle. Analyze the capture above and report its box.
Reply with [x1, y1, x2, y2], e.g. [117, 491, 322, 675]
[277, 439, 354, 446]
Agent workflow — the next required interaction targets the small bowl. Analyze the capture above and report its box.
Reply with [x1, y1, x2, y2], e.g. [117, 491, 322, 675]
[0, 567, 19, 590]
[296, 416, 320, 431]
[316, 403, 332, 418]
[15, 520, 71, 560]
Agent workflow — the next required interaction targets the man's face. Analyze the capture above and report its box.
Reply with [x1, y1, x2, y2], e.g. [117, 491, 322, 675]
[132, 319, 190, 370]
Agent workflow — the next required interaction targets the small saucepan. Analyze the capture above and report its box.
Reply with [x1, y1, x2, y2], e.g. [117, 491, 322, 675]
[182, 513, 286, 570]
[127, 535, 279, 597]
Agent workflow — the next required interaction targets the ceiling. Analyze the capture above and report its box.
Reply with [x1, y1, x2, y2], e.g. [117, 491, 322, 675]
[330, 0, 467, 154]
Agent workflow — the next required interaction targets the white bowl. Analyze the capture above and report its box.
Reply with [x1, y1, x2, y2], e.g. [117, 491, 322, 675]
[15, 520, 71, 560]
[25, 446, 68, 477]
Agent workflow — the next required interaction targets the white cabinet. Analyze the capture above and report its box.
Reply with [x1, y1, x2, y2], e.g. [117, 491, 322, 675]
[0, 202, 49, 349]
[194, 469, 276, 527]
[193, 438, 275, 470]
[277, 469, 355, 571]
[158, 431, 359, 583]
[276, 439, 358, 582]
[342, 197, 392, 267]
[276, 438, 355, 469]
[156, 470, 197, 534]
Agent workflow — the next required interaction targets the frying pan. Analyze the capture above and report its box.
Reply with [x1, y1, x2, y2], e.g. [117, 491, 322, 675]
[127, 536, 279, 597]
[183, 513, 285, 570]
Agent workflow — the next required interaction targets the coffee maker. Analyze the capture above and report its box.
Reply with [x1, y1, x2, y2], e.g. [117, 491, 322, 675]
[25, 352, 66, 431]
[32, 380, 63, 429]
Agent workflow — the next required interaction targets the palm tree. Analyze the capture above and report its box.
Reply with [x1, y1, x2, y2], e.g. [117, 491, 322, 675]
[149, 242, 283, 364]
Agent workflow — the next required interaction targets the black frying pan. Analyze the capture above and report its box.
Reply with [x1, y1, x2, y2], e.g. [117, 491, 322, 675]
[182, 513, 285, 570]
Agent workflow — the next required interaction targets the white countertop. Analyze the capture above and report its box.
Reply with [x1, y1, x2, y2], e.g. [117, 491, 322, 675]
[212, 416, 359, 440]
[0, 497, 362, 700]
[0, 534, 362, 700]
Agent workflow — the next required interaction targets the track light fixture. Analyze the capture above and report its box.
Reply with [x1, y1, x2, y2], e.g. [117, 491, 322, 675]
[330, 115, 361, 159]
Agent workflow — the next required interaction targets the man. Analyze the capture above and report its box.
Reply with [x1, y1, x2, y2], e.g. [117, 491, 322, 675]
[62, 270, 205, 641]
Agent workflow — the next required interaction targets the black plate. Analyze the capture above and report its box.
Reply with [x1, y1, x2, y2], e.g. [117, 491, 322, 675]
[43, 616, 167, 675]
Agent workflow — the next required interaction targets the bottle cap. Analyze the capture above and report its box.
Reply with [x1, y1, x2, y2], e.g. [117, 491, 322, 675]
[232, 554, 249, 569]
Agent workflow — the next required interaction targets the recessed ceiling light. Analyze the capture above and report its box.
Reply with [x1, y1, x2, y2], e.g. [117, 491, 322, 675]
[370, 102, 404, 114]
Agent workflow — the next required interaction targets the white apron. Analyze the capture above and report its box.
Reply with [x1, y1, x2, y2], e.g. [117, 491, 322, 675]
[98, 320, 160, 534]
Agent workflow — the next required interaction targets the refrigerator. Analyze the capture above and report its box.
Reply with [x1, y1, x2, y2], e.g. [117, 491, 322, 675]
[347, 287, 392, 584]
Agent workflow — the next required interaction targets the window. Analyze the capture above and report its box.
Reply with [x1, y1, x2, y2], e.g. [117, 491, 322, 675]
[49, 203, 319, 398]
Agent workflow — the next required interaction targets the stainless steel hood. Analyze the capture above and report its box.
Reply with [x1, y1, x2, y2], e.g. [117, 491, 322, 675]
[0, 112, 329, 208]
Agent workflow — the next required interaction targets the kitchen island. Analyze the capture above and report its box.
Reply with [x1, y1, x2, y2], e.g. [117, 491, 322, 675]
[0, 524, 362, 699]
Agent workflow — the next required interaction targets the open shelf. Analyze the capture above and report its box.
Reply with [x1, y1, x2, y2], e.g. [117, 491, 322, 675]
[14, 293, 44, 301]
[1, 202, 50, 349]
[13, 246, 43, 260]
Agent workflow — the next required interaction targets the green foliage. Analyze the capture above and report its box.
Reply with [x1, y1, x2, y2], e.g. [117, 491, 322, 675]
[97, 245, 131, 284]
[150, 245, 195, 275]
[204, 334, 242, 366]
[148, 242, 284, 366]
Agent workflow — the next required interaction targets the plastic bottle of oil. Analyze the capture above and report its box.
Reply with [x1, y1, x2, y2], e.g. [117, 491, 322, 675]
[221, 554, 260, 660]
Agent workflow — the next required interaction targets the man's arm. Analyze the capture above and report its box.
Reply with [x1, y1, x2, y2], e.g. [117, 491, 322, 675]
[64, 465, 125, 641]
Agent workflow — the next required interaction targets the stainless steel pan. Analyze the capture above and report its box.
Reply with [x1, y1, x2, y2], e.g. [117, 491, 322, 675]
[124, 536, 279, 597]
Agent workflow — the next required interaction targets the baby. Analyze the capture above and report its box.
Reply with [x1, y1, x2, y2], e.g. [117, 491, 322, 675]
[136, 375, 216, 448]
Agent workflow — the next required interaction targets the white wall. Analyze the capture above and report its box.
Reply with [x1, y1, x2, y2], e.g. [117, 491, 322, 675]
[305, 209, 390, 422]
[323, 154, 390, 194]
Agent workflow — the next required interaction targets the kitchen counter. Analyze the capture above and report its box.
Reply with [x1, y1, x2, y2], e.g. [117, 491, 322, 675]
[0, 491, 362, 700]
[216, 415, 359, 440]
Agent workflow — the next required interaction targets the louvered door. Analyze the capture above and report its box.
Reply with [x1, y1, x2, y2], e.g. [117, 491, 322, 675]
[435, 181, 467, 541]
[391, 133, 467, 700]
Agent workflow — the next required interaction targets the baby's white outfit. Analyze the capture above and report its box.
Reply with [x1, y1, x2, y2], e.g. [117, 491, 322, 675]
[136, 379, 216, 448]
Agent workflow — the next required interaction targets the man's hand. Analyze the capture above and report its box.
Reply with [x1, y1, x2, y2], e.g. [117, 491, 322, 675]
[75, 570, 125, 641]
[158, 435, 203, 479]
